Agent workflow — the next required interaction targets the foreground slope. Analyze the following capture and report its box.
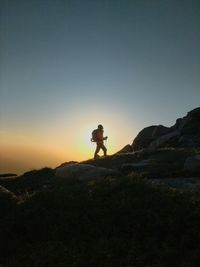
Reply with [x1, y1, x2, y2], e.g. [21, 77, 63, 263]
[1, 107, 200, 266]
[1, 174, 200, 267]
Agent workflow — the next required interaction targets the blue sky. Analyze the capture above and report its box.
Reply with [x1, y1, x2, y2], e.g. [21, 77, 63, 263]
[0, 0, 200, 173]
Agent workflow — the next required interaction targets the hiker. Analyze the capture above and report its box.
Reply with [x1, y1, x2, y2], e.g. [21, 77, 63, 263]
[91, 124, 108, 159]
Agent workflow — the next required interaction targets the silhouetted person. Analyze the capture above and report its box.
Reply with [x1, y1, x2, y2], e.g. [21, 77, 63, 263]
[91, 124, 108, 159]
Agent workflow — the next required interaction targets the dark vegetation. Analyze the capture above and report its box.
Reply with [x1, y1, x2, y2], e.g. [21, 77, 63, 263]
[1, 172, 200, 267]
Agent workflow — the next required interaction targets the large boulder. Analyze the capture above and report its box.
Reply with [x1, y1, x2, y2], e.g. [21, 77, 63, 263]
[187, 107, 200, 118]
[55, 163, 119, 181]
[171, 107, 200, 137]
[180, 117, 200, 136]
[132, 125, 169, 150]
[131, 107, 200, 151]
[178, 135, 200, 147]
[18, 168, 55, 191]
[149, 130, 180, 149]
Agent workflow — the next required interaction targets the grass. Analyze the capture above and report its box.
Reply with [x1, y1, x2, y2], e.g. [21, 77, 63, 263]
[1, 174, 200, 267]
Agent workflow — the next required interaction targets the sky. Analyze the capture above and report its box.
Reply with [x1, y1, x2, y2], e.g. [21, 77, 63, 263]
[0, 0, 200, 174]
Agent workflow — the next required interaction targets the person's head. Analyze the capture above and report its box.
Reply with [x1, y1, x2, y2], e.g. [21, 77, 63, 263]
[98, 124, 103, 130]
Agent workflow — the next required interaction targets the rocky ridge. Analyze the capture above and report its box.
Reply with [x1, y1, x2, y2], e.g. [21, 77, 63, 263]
[54, 107, 200, 192]
[0, 107, 200, 194]
[132, 107, 200, 151]
[1, 107, 200, 267]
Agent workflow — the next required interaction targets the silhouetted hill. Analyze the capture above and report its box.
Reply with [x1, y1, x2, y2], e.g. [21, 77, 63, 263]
[0, 107, 200, 266]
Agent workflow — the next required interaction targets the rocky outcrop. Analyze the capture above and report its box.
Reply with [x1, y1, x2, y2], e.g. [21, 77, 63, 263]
[56, 163, 119, 181]
[149, 130, 180, 149]
[18, 168, 55, 191]
[187, 107, 200, 118]
[131, 107, 200, 151]
[132, 125, 170, 151]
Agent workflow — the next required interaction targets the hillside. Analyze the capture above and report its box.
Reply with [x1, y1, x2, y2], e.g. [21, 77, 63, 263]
[1, 107, 200, 267]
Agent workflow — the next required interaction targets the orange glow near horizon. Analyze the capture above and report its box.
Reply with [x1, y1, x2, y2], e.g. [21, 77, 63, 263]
[0, 112, 138, 174]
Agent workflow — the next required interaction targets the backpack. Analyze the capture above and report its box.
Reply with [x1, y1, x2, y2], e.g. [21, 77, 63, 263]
[91, 129, 98, 142]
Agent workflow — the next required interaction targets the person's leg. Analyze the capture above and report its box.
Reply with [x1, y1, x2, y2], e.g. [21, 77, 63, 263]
[100, 144, 107, 157]
[94, 143, 101, 159]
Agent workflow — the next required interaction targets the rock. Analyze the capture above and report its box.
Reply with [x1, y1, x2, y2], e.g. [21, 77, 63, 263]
[172, 107, 200, 136]
[171, 118, 184, 131]
[55, 163, 119, 181]
[132, 126, 157, 150]
[121, 160, 150, 168]
[151, 125, 170, 137]
[116, 144, 133, 154]
[171, 117, 188, 132]
[56, 161, 79, 169]
[187, 107, 200, 118]
[82, 153, 139, 171]
[18, 168, 55, 191]
[178, 135, 200, 147]
[184, 155, 200, 172]
[181, 118, 200, 136]
[149, 130, 180, 149]
[132, 125, 169, 151]
[121, 160, 151, 173]
[131, 107, 200, 151]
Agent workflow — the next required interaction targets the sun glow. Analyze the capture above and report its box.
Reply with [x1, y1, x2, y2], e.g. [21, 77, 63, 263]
[0, 106, 138, 174]
[68, 119, 131, 161]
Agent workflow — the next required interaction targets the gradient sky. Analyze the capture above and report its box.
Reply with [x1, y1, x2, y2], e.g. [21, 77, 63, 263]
[1, 0, 200, 174]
